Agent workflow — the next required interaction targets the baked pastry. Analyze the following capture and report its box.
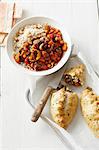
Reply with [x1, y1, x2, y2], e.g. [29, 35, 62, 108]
[63, 64, 85, 86]
[80, 87, 99, 137]
[50, 87, 78, 128]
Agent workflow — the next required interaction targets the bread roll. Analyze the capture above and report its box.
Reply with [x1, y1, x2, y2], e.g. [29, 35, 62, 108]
[64, 64, 85, 86]
[50, 87, 78, 128]
[80, 87, 99, 137]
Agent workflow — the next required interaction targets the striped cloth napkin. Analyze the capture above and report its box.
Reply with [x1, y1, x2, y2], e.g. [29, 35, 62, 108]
[0, 2, 22, 46]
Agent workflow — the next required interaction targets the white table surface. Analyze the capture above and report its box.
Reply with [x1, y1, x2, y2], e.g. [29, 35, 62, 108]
[0, 0, 99, 150]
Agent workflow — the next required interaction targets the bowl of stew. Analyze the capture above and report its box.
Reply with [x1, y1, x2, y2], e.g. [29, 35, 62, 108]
[7, 16, 72, 76]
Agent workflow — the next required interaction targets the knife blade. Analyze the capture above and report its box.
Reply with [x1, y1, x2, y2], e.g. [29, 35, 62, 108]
[31, 46, 73, 122]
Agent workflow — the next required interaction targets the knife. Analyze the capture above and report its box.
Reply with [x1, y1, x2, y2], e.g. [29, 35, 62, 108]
[26, 89, 83, 150]
[31, 64, 68, 122]
[31, 46, 73, 122]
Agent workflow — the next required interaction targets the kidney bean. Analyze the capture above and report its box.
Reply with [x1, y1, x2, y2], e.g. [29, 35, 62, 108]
[41, 65, 48, 70]
[24, 58, 29, 65]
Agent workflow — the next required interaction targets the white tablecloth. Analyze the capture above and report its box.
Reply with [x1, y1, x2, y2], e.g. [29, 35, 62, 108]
[1, 1, 99, 150]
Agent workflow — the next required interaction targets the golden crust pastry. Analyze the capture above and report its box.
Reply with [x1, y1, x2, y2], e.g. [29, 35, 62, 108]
[50, 87, 78, 128]
[64, 64, 85, 86]
[80, 87, 99, 138]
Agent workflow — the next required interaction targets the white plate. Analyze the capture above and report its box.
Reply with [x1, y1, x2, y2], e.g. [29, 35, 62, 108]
[6, 16, 71, 76]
